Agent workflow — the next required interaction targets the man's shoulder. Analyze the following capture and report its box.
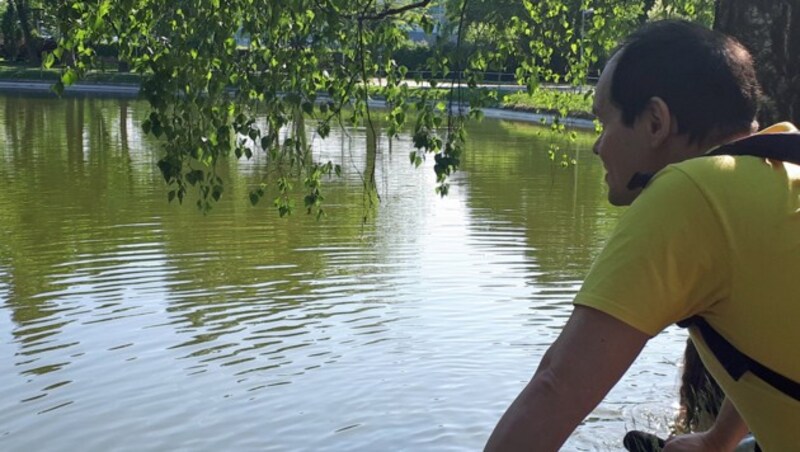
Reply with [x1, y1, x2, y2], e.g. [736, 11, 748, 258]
[664, 154, 784, 192]
[670, 122, 800, 186]
[636, 154, 789, 223]
[642, 157, 735, 203]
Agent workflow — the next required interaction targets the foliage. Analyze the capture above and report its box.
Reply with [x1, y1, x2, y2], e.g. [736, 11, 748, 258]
[1, 1, 21, 61]
[41, 0, 679, 216]
[648, 0, 715, 27]
[391, 40, 434, 71]
[446, 0, 528, 30]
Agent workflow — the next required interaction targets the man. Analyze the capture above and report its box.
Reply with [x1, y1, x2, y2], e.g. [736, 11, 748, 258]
[485, 20, 799, 451]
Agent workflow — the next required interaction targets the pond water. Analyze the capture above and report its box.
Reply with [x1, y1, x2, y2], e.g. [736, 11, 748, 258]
[0, 95, 688, 451]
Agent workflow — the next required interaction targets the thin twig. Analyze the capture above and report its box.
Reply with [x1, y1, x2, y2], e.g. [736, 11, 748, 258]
[361, 0, 433, 21]
[447, 0, 470, 133]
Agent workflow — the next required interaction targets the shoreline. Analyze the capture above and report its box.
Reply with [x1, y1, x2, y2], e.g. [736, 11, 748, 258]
[0, 79, 595, 130]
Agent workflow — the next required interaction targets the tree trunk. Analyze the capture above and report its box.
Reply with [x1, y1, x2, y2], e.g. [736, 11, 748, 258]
[714, 0, 800, 126]
[12, 0, 39, 64]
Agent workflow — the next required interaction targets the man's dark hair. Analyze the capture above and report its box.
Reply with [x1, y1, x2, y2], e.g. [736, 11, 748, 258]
[611, 20, 762, 144]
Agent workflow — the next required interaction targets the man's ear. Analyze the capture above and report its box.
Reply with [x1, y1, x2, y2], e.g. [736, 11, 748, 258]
[642, 96, 674, 148]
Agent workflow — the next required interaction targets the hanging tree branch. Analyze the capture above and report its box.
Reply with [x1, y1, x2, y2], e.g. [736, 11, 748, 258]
[447, 0, 470, 130]
[360, 0, 433, 21]
[52, 0, 643, 216]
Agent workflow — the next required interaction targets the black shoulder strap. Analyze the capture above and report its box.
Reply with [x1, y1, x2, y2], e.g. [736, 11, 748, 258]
[628, 132, 800, 190]
[705, 133, 800, 164]
[674, 132, 800, 402]
[678, 316, 800, 402]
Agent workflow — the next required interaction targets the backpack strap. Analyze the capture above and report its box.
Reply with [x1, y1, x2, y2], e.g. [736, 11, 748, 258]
[628, 132, 800, 190]
[706, 133, 800, 163]
[673, 133, 800, 401]
[677, 316, 800, 402]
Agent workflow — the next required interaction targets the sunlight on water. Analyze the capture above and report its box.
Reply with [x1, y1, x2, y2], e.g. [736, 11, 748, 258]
[0, 95, 687, 451]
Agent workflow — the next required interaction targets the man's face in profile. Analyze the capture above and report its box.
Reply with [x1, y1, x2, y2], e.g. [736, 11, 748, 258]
[592, 54, 652, 206]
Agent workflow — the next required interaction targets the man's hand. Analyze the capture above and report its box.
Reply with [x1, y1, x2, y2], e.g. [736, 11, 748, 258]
[663, 432, 726, 452]
[484, 306, 650, 452]
[664, 398, 749, 452]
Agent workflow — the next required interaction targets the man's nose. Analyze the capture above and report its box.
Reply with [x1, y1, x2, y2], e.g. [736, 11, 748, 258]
[592, 140, 600, 155]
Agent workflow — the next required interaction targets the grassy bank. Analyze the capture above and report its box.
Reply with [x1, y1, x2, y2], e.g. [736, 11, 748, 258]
[369, 83, 594, 118]
[501, 89, 594, 119]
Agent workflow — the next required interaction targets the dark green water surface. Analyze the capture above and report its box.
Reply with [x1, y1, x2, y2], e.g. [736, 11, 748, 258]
[0, 95, 686, 451]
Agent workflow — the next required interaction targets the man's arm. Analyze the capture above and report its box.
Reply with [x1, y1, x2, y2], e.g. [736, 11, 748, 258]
[663, 398, 749, 452]
[484, 305, 651, 452]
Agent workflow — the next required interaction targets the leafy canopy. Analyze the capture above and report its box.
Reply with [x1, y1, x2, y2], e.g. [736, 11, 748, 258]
[45, 0, 668, 216]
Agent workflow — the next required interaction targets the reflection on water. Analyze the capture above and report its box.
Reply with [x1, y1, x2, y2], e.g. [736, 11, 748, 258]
[0, 95, 686, 451]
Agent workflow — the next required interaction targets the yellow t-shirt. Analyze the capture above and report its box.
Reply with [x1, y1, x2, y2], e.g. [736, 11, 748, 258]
[574, 123, 800, 450]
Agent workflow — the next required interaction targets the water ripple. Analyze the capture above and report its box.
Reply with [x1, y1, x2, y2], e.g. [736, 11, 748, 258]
[0, 99, 684, 451]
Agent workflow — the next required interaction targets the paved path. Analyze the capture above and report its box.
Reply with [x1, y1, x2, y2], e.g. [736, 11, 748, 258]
[0, 80, 140, 97]
[0, 79, 594, 130]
